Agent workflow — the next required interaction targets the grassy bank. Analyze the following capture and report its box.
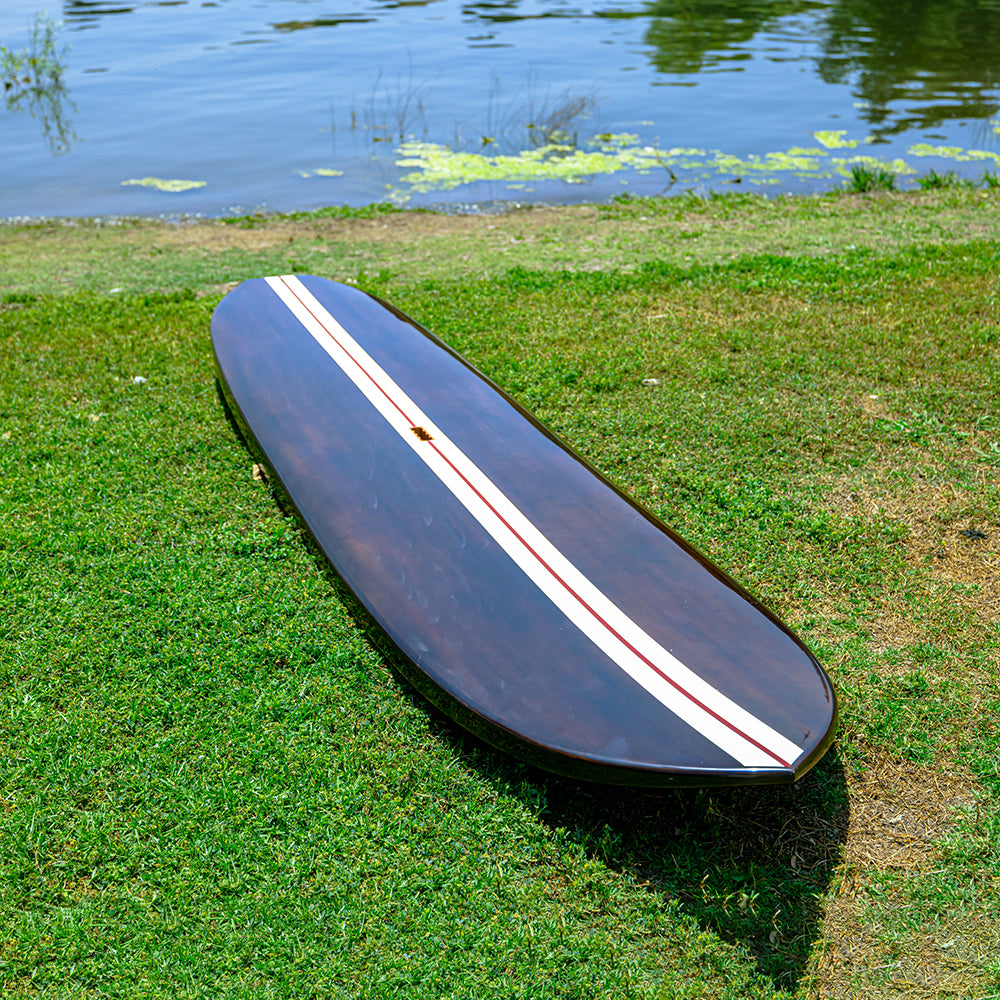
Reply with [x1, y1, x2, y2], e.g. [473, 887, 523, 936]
[2, 189, 999, 997]
[3, 187, 1000, 299]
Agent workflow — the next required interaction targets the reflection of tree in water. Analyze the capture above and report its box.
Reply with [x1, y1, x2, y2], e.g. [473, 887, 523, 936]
[461, 0, 582, 25]
[641, 0, 1000, 136]
[643, 0, 821, 75]
[817, 0, 1000, 137]
[2, 12, 76, 155]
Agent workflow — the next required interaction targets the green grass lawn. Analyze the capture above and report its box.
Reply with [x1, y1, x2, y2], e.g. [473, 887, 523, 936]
[1, 191, 999, 997]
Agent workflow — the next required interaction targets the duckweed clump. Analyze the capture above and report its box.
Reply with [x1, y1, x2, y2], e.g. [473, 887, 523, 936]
[121, 177, 207, 192]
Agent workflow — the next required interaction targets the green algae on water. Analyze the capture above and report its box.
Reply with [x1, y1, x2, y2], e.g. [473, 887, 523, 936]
[908, 143, 1000, 166]
[297, 168, 345, 178]
[812, 130, 863, 150]
[389, 130, 1000, 200]
[390, 134, 844, 197]
[394, 137, 678, 193]
[392, 134, 827, 196]
[121, 177, 207, 192]
[831, 155, 917, 177]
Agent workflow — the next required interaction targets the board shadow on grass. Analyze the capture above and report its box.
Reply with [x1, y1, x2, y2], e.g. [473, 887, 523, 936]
[532, 753, 848, 992]
[221, 387, 849, 994]
[310, 533, 847, 994]
[414, 711, 849, 994]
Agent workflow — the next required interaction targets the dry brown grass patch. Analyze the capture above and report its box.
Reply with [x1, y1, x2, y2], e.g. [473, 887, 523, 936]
[822, 461, 999, 631]
[840, 749, 977, 872]
[147, 204, 605, 254]
[809, 747, 989, 999]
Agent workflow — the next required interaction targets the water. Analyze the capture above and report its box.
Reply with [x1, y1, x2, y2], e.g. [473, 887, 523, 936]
[2, 0, 999, 218]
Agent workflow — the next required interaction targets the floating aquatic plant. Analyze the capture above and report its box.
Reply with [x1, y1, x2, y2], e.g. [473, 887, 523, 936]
[812, 130, 861, 150]
[297, 168, 345, 178]
[388, 129, 999, 200]
[832, 155, 916, 178]
[394, 134, 829, 195]
[121, 177, 207, 192]
[706, 149, 826, 179]
[395, 139, 667, 193]
[908, 143, 1000, 166]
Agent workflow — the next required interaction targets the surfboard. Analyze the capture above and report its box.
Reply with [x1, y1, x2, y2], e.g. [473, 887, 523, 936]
[212, 274, 837, 787]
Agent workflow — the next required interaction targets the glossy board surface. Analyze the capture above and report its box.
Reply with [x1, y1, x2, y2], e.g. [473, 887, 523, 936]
[212, 275, 837, 786]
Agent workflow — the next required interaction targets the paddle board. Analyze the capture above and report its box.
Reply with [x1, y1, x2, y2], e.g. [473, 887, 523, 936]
[212, 275, 836, 786]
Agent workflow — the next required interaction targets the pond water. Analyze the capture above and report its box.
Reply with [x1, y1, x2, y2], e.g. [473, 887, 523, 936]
[2, 0, 1000, 218]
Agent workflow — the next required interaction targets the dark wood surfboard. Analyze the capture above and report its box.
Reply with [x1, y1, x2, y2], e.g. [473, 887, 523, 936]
[212, 275, 836, 787]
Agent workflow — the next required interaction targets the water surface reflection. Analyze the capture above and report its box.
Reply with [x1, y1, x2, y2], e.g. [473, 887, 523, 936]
[2, 0, 997, 215]
[818, 0, 1000, 136]
[57, 0, 1000, 136]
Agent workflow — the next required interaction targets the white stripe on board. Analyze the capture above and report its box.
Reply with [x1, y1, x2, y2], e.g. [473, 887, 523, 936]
[265, 274, 803, 769]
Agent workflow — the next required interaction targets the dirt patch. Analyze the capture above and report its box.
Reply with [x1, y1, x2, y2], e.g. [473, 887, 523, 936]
[810, 748, 990, 999]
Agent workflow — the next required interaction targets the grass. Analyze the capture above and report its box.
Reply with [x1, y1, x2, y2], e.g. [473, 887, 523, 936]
[2, 190, 999, 997]
[915, 170, 976, 191]
[4, 185, 1000, 301]
[845, 164, 896, 193]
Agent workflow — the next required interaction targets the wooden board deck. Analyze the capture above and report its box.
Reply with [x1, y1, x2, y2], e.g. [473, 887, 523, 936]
[212, 274, 837, 786]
